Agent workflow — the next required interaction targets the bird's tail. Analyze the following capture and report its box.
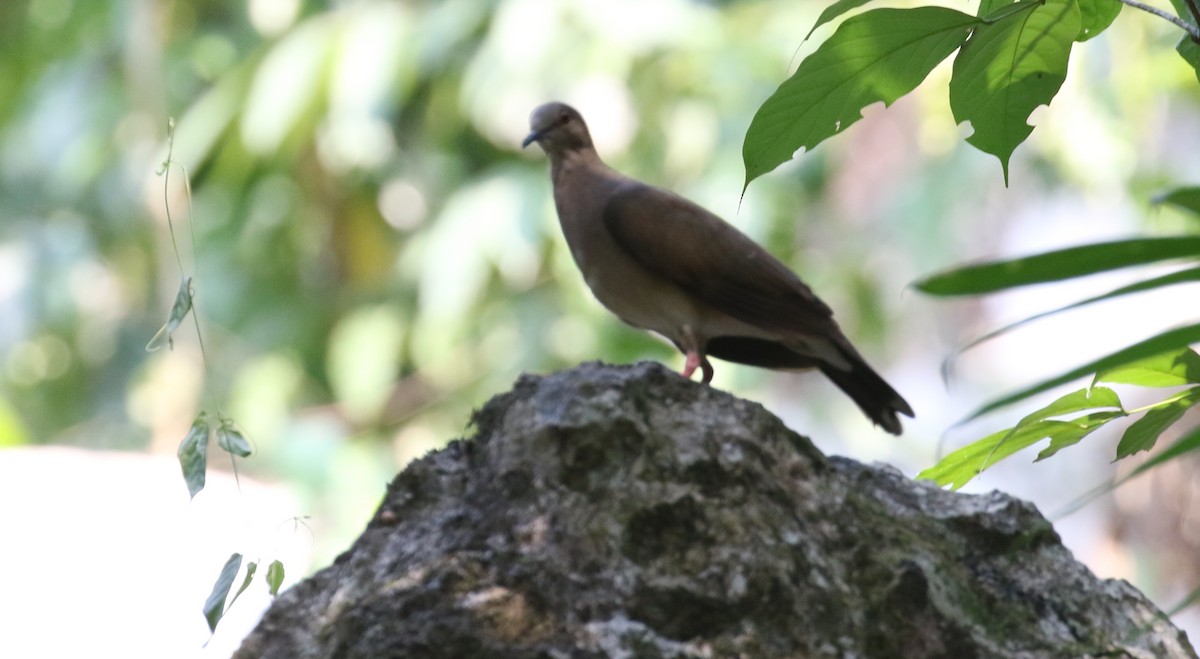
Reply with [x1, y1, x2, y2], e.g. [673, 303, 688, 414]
[819, 357, 913, 436]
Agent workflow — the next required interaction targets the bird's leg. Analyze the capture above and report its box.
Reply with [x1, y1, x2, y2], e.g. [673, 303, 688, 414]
[682, 351, 702, 380]
[680, 325, 714, 383]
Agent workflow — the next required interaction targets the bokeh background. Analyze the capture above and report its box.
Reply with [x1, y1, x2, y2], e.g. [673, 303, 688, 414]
[3, 0, 1200, 655]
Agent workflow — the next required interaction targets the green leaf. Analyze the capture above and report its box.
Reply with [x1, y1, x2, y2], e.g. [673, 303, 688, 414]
[216, 419, 252, 457]
[963, 323, 1200, 421]
[1015, 386, 1123, 425]
[945, 267, 1200, 374]
[1034, 411, 1123, 460]
[1075, 0, 1121, 41]
[804, 0, 875, 40]
[1056, 420, 1200, 516]
[1095, 348, 1200, 387]
[924, 387, 1123, 489]
[1015, 388, 1123, 460]
[1167, 1, 1199, 82]
[914, 237, 1200, 296]
[949, 0, 1080, 183]
[177, 413, 211, 499]
[1154, 186, 1200, 217]
[1124, 422, 1200, 482]
[266, 559, 285, 596]
[978, 0, 1015, 17]
[203, 553, 243, 633]
[1169, 0, 1199, 24]
[920, 424, 1044, 489]
[225, 560, 258, 612]
[1116, 389, 1200, 458]
[980, 0, 1116, 42]
[743, 7, 977, 190]
[1178, 36, 1200, 86]
[920, 412, 1118, 489]
[146, 276, 194, 352]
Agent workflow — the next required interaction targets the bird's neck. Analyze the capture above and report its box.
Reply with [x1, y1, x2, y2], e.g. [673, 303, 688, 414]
[550, 147, 603, 185]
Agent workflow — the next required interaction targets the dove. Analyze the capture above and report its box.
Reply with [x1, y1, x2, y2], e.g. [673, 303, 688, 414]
[523, 102, 913, 434]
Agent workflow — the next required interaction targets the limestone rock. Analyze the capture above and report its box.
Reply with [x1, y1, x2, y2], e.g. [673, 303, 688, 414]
[236, 362, 1194, 658]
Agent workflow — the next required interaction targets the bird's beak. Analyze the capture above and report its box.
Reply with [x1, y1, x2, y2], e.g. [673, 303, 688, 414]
[521, 129, 543, 149]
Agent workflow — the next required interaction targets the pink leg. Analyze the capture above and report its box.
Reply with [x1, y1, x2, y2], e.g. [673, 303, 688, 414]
[681, 352, 715, 384]
[679, 326, 714, 383]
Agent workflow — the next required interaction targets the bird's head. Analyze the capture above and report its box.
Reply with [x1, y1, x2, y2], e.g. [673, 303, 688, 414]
[522, 102, 593, 154]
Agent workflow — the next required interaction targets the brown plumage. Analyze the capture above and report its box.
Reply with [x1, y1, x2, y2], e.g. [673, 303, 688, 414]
[523, 102, 914, 434]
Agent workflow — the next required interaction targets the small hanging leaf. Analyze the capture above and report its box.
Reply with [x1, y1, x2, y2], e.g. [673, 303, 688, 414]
[178, 413, 211, 499]
[266, 559, 285, 596]
[216, 419, 252, 457]
[147, 276, 194, 351]
[225, 560, 258, 612]
[950, 0, 1079, 183]
[1094, 348, 1200, 387]
[915, 237, 1200, 296]
[1115, 389, 1200, 459]
[203, 553, 243, 633]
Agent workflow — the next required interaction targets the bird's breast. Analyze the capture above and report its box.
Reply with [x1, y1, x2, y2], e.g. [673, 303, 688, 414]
[552, 185, 693, 340]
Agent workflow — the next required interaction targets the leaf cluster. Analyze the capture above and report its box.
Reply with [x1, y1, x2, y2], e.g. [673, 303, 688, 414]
[920, 349, 1200, 490]
[743, 0, 1200, 190]
[914, 195, 1200, 491]
[152, 125, 284, 637]
[204, 554, 285, 634]
[743, 1, 1200, 522]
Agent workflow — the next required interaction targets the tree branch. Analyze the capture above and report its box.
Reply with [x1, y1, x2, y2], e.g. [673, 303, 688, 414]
[1118, 0, 1200, 42]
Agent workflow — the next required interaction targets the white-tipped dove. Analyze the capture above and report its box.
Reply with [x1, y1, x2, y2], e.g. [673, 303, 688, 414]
[523, 102, 914, 434]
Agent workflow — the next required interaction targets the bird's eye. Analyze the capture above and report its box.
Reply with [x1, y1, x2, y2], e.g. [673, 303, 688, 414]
[558, 112, 571, 125]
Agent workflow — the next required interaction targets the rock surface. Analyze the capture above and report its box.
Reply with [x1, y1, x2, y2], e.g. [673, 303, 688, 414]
[236, 362, 1195, 658]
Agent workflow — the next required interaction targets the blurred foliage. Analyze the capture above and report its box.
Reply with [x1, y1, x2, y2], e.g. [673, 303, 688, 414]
[3, 0, 1200, 589]
[808, 0, 1200, 491]
[747, 2, 1200, 619]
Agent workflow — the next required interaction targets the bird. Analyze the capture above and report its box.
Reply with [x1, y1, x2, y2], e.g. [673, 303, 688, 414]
[522, 101, 914, 434]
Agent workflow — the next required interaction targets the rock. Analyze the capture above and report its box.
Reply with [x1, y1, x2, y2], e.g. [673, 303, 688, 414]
[235, 362, 1195, 658]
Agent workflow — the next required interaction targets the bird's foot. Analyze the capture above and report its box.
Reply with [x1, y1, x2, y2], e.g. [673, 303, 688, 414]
[682, 352, 715, 384]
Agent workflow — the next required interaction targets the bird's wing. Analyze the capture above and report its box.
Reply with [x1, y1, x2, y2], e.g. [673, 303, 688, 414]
[602, 182, 835, 334]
